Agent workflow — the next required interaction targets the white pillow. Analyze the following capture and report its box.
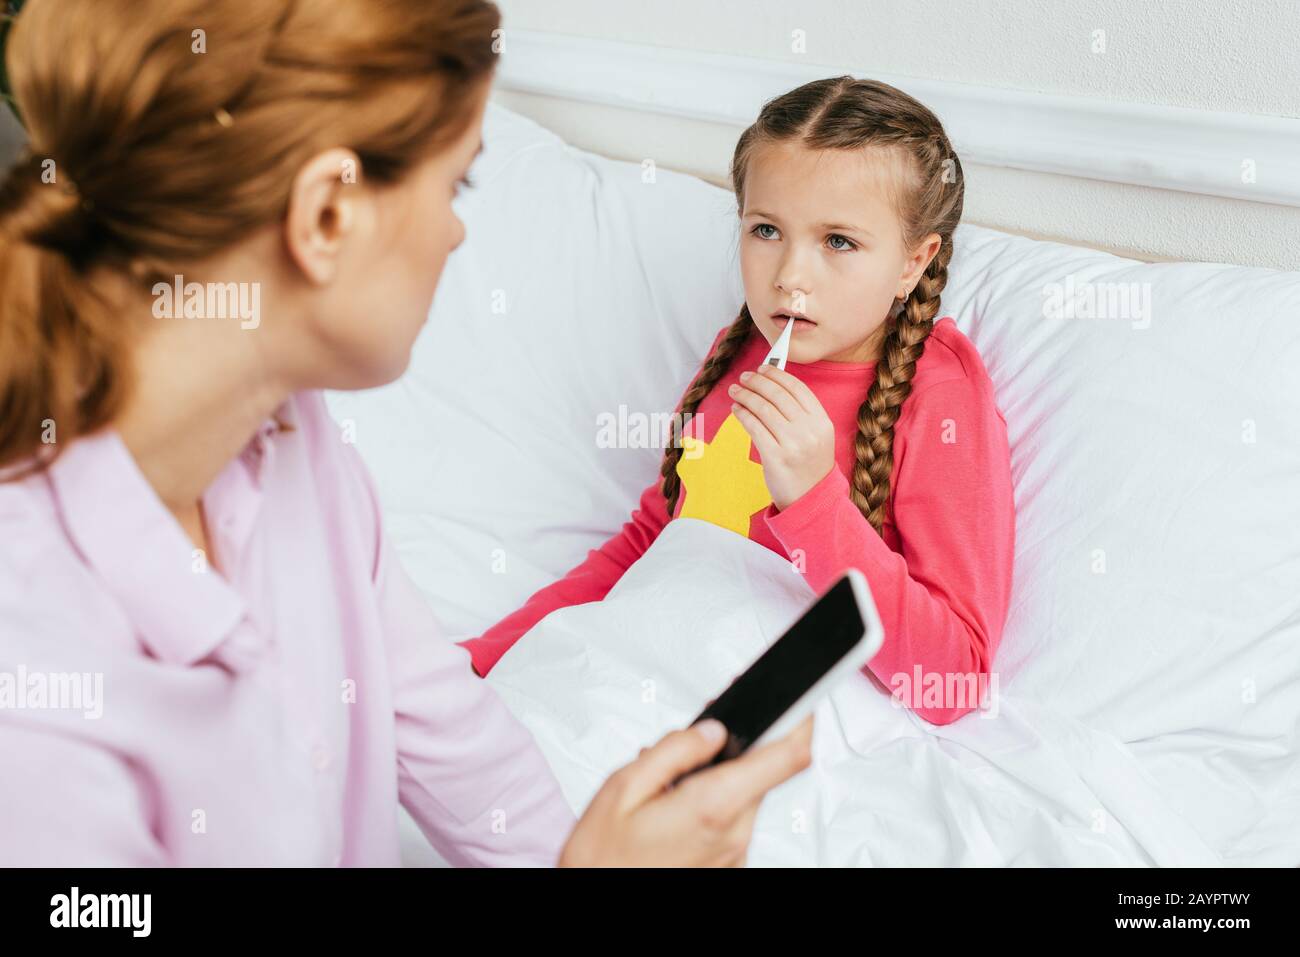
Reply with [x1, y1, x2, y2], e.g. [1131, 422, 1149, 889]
[329, 102, 743, 638]
[939, 232, 1300, 860]
[327, 104, 1300, 861]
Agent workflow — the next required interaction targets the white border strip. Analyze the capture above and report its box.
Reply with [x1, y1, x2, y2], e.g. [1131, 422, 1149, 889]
[496, 30, 1300, 208]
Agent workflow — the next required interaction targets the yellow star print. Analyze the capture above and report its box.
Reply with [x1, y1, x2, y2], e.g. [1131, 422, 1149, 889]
[676, 412, 772, 537]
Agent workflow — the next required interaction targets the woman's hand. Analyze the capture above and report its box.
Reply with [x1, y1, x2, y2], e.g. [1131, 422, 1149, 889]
[727, 364, 835, 511]
[558, 716, 814, 867]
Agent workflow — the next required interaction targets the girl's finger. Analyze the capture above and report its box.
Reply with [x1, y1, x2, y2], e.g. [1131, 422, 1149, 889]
[760, 365, 823, 415]
[728, 382, 788, 434]
[730, 405, 779, 460]
[737, 368, 802, 420]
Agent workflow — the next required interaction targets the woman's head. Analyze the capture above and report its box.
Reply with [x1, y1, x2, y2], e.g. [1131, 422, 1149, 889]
[732, 77, 963, 365]
[0, 0, 500, 474]
[661, 77, 964, 532]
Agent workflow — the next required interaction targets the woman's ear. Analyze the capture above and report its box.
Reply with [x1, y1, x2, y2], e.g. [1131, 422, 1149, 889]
[898, 231, 942, 297]
[284, 148, 363, 285]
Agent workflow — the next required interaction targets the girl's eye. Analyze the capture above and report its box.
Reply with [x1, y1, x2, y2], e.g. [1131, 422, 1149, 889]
[455, 174, 475, 195]
[752, 223, 779, 240]
[826, 233, 857, 252]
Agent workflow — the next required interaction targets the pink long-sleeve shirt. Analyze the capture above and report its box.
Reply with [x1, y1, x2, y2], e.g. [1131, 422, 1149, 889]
[0, 390, 575, 866]
[461, 318, 1016, 725]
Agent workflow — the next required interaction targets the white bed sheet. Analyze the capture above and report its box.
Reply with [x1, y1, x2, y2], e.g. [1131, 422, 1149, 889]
[484, 518, 1253, 866]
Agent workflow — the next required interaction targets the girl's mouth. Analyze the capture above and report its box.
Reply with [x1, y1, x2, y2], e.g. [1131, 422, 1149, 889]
[773, 313, 816, 332]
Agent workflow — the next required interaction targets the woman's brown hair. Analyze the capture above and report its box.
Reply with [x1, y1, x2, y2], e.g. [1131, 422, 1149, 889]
[660, 76, 964, 533]
[0, 0, 500, 476]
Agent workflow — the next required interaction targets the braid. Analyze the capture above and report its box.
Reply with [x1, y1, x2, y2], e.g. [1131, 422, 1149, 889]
[660, 305, 754, 515]
[850, 241, 952, 533]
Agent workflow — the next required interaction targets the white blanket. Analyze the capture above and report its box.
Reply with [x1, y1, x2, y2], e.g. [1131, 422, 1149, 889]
[489, 518, 1227, 867]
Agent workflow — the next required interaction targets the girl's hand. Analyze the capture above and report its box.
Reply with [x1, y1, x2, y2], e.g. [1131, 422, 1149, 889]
[558, 716, 814, 867]
[727, 364, 836, 511]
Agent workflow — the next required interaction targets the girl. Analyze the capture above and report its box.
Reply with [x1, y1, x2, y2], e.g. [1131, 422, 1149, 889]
[462, 78, 1016, 726]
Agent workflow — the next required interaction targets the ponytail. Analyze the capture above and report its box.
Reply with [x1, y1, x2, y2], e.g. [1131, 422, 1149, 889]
[0, 151, 127, 476]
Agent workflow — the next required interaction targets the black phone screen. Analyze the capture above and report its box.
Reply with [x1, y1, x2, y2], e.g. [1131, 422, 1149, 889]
[691, 574, 865, 769]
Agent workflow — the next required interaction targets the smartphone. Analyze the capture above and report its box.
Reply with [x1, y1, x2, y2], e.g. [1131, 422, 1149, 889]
[675, 568, 883, 782]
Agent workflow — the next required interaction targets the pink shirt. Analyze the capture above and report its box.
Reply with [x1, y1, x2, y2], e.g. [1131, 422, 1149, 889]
[0, 390, 575, 866]
[463, 318, 1016, 725]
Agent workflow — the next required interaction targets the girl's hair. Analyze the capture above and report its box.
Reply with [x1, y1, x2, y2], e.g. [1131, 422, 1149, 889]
[660, 76, 964, 533]
[0, 0, 500, 476]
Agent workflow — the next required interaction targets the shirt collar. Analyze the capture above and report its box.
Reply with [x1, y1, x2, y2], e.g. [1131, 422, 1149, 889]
[45, 406, 290, 669]
[241, 406, 292, 488]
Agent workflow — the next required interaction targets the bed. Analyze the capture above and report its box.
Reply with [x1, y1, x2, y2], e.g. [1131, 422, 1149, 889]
[324, 102, 1300, 867]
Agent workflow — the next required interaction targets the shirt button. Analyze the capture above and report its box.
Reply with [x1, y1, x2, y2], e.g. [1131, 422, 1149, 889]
[311, 744, 332, 772]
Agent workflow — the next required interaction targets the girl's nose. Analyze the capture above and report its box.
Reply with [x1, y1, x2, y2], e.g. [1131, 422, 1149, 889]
[774, 257, 811, 296]
[775, 276, 811, 301]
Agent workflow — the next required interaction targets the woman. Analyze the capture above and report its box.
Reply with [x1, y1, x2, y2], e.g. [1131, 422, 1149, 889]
[0, 0, 811, 866]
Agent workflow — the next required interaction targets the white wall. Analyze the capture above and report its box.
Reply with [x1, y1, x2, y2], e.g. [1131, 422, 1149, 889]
[492, 0, 1300, 269]
[4, 2, 1294, 268]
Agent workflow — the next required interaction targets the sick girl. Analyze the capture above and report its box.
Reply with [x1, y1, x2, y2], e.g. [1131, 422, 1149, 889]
[463, 77, 1015, 726]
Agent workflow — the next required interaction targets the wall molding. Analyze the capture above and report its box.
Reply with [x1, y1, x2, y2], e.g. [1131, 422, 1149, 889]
[496, 30, 1300, 209]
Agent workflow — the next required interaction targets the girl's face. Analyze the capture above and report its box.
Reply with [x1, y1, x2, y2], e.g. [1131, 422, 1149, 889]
[739, 141, 939, 364]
